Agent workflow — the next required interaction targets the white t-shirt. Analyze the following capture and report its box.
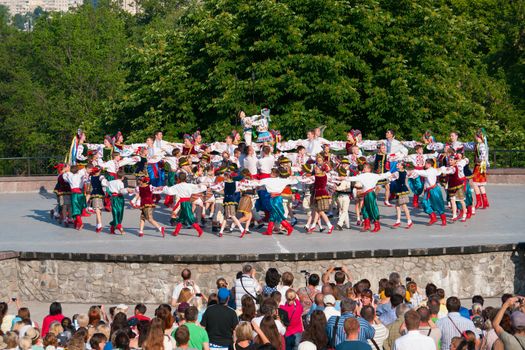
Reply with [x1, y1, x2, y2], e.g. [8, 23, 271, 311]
[252, 315, 287, 336]
[172, 281, 201, 301]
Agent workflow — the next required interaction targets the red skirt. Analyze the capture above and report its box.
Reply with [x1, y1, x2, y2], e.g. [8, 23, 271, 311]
[472, 165, 487, 185]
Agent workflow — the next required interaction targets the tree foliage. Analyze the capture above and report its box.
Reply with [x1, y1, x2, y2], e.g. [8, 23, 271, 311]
[0, 0, 524, 157]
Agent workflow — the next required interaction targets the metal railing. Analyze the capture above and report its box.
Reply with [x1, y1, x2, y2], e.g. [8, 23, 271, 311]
[0, 149, 524, 176]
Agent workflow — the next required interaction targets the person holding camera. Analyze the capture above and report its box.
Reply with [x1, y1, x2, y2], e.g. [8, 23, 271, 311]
[172, 269, 201, 307]
[492, 296, 525, 350]
[234, 265, 261, 311]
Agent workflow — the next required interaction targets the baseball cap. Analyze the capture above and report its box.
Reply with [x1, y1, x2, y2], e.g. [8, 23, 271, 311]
[323, 294, 336, 306]
[218, 288, 230, 302]
[511, 311, 525, 328]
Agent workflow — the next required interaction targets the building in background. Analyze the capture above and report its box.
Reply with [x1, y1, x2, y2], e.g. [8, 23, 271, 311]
[0, 0, 137, 16]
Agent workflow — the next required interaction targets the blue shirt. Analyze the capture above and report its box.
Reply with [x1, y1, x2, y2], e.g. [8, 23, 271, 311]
[326, 313, 375, 346]
[336, 341, 372, 350]
[376, 303, 396, 326]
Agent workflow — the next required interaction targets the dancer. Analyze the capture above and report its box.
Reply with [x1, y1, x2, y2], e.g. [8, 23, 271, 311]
[163, 172, 207, 237]
[374, 143, 392, 207]
[472, 129, 490, 209]
[258, 168, 298, 236]
[63, 165, 88, 230]
[135, 176, 165, 238]
[345, 163, 391, 232]
[441, 154, 468, 222]
[334, 159, 352, 230]
[237, 169, 260, 234]
[53, 163, 71, 226]
[309, 155, 334, 234]
[405, 145, 436, 208]
[89, 167, 106, 233]
[409, 159, 446, 226]
[390, 162, 413, 229]
[219, 171, 246, 238]
[101, 170, 132, 234]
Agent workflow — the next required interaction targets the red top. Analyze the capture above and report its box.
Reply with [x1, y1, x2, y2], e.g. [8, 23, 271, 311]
[448, 166, 464, 189]
[139, 185, 154, 207]
[313, 174, 330, 199]
[280, 301, 304, 336]
[182, 145, 197, 155]
[42, 314, 65, 337]
[57, 174, 71, 193]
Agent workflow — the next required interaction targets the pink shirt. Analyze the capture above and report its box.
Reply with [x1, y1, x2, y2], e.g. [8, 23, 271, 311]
[41, 314, 64, 337]
[280, 301, 304, 336]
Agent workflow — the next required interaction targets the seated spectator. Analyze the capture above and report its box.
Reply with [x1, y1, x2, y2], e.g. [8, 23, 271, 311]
[263, 268, 281, 297]
[235, 265, 261, 311]
[326, 299, 375, 347]
[416, 307, 441, 350]
[393, 310, 435, 350]
[323, 295, 340, 321]
[335, 318, 371, 350]
[360, 306, 388, 350]
[201, 288, 239, 350]
[436, 297, 479, 350]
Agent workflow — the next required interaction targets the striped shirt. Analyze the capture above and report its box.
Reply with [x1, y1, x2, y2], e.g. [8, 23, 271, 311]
[368, 323, 389, 350]
[327, 313, 375, 346]
[436, 312, 479, 350]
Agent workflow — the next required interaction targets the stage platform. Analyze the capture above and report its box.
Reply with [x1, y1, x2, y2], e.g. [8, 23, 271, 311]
[0, 184, 523, 260]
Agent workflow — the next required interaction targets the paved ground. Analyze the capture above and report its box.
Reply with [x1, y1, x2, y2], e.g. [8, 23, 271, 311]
[0, 184, 522, 255]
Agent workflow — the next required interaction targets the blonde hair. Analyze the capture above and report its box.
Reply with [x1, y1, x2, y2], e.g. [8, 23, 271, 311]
[77, 314, 89, 328]
[49, 321, 64, 336]
[235, 322, 253, 342]
[178, 288, 193, 303]
[19, 336, 33, 350]
[96, 324, 111, 339]
[286, 289, 297, 302]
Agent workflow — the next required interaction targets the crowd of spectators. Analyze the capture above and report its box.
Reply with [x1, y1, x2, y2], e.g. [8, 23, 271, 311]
[1, 266, 524, 350]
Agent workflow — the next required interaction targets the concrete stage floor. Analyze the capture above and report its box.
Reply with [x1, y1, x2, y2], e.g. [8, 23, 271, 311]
[0, 184, 522, 256]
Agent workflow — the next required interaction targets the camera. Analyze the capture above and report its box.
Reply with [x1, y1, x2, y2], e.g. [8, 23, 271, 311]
[11, 297, 17, 302]
[518, 298, 524, 305]
[300, 270, 310, 276]
[334, 267, 343, 271]
[406, 277, 412, 283]
[195, 293, 202, 297]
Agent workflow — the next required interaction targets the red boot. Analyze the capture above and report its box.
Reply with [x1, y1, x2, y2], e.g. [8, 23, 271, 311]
[427, 213, 437, 225]
[192, 223, 203, 237]
[466, 206, 472, 219]
[371, 221, 381, 232]
[81, 208, 91, 217]
[475, 194, 482, 209]
[263, 222, 274, 235]
[172, 223, 182, 236]
[280, 220, 293, 235]
[75, 216, 83, 230]
[440, 214, 447, 226]
[110, 225, 115, 234]
[160, 227, 165, 238]
[104, 196, 111, 212]
[164, 195, 174, 208]
[412, 195, 419, 208]
[481, 193, 489, 208]
[116, 224, 124, 234]
[361, 218, 371, 232]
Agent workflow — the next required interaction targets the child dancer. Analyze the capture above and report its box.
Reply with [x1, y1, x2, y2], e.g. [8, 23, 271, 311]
[89, 167, 106, 233]
[441, 155, 468, 222]
[374, 143, 392, 207]
[345, 163, 391, 232]
[258, 168, 298, 236]
[53, 163, 71, 226]
[135, 176, 165, 238]
[390, 162, 413, 229]
[309, 155, 334, 234]
[63, 165, 88, 230]
[219, 171, 246, 238]
[409, 159, 446, 226]
[101, 170, 132, 234]
[163, 172, 206, 237]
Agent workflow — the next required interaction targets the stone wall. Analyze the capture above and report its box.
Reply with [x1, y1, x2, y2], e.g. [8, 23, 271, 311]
[0, 252, 19, 301]
[9, 249, 524, 304]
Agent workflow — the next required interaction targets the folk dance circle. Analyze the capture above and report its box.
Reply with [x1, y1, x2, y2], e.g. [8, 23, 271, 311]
[51, 110, 491, 238]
